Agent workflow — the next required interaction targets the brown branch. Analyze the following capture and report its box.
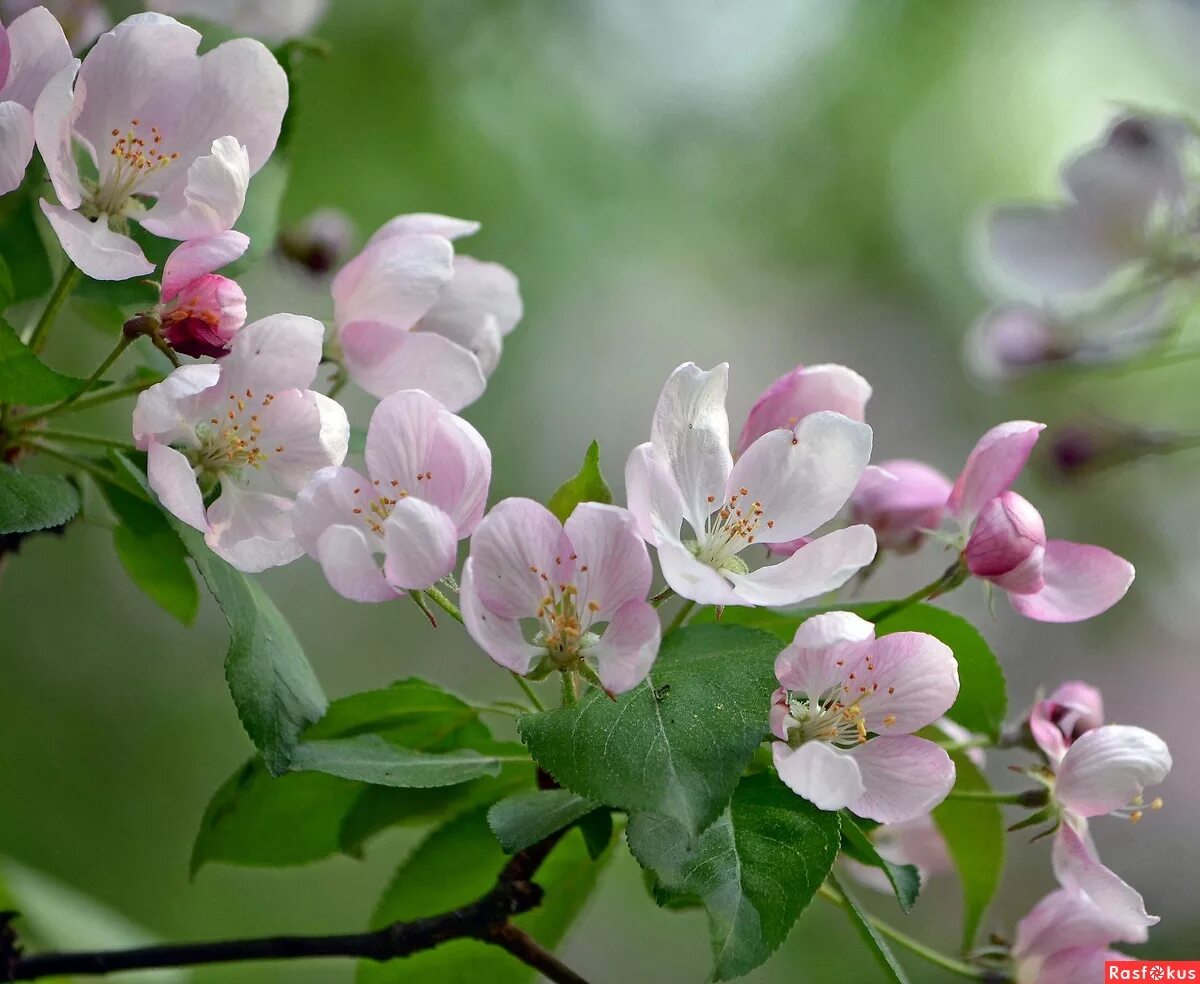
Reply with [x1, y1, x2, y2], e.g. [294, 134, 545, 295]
[2, 830, 588, 984]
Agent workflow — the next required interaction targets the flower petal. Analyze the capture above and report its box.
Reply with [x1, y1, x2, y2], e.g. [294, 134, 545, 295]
[256, 389, 349, 494]
[339, 320, 486, 410]
[132, 363, 221, 448]
[773, 740, 865, 812]
[467, 497, 572, 619]
[1055, 724, 1171, 819]
[417, 255, 523, 371]
[624, 441, 684, 545]
[31, 60, 81, 208]
[333, 233, 454, 332]
[293, 465, 374, 557]
[850, 459, 952, 552]
[564, 502, 652, 619]
[774, 610, 876, 697]
[219, 313, 325, 395]
[460, 557, 543, 675]
[160, 230, 250, 301]
[380, 496, 458, 591]
[139, 136, 250, 239]
[854, 632, 959, 734]
[588, 599, 661, 695]
[1008, 540, 1134, 623]
[0, 6, 72, 109]
[736, 363, 871, 455]
[1035, 948, 1131, 984]
[146, 441, 208, 533]
[1030, 680, 1105, 766]
[204, 483, 302, 572]
[728, 410, 873, 543]
[1052, 822, 1158, 942]
[655, 533, 743, 606]
[650, 362, 733, 535]
[39, 200, 154, 280]
[948, 420, 1045, 525]
[847, 736, 956, 824]
[366, 212, 481, 247]
[312, 523, 397, 603]
[724, 524, 877, 607]
[0, 100, 34, 195]
[1013, 888, 1128, 960]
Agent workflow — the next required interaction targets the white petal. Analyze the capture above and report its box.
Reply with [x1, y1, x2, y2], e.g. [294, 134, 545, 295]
[292, 465, 374, 557]
[460, 558, 544, 675]
[332, 233, 454, 332]
[588, 599, 661, 695]
[132, 363, 220, 448]
[312, 523, 397, 604]
[380, 497, 458, 591]
[146, 441, 207, 533]
[564, 502, 653, 618]
[366, 212, 480, 247]
[0, 7, 72, 109]
[773, 740, 865, 811]
[1052, 822, 1157, 942]
[31, 59, 81, 208]
[257, 389, 348, 494]
[39, 200, 153, 281]
[848, 736, 956, 824]
[0, 100, 34, 195]
[205, 483, 302, 573]
[340, 321, 486, 410]
[140, 136, 250, 239]
[219, 314, 326, 395]
[624, 441, 685, 545]
[160, 230, 250, 300]
[725, 524, 877, 607]
[1055, 725, 1171, 819]
[655, 534, 742, 606]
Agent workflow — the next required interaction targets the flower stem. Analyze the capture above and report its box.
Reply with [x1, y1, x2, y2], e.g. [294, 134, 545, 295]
[869, 559, 968, 623]
[664, 599, 696, 635]
[512, 673, 545, 713]
[945, 788, 1042, 806]
[10, 375, 161, 425]
[43, 335, 136, 416]
[423, 586, 464, 625]
[560, 671, 578, 707]
[649, 585, 675, 608]
[26, 263, 81, 354]
[817, 883, 994, 981]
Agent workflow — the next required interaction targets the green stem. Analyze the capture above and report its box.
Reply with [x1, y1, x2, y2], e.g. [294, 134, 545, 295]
[423, 586, 464, 625]
[664, 599, 696, 635]
[817, 884, 993, 981]
[33, 429, 133, 449]
[649, 585, 675, 608]
[945, 789, 1035, 806]
[42, 335, 136, 417]
[869, 559, 967, 623]
[26, 263, 82, 354]
[559, 671, 578, 707]
[512, 673, 545, 713]
[10, 375, 161, 425]
[24, 442, 116, 487]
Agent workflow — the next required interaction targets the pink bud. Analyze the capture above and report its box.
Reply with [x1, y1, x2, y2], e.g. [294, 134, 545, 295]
[966, 305, 1077, 381]
[736, 363, 870, 456]
[850, 461, 951, 554]
[1030, 680, 1105, 764]
[964, 491, 1046, 593]
[159, 274, 247, 358]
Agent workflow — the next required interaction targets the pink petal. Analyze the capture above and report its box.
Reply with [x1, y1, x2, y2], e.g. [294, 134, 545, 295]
[774, 610, 876, 696]
[728, 410, 873, 544]
[150, 0, 327, 44]
[339, 320, 486, 410]
[1013, 888, 1126, 962]
[146, 441, 207, 533]
[724, 524, 877, 607]
[850, 459, 952, 553]
[467, 497, 572, 619]
[1034, 948, 1130, 984]
[39, 200, 154, 280]
[366, 212, 480, 247]
[160, 230, 250, 301]
[736, 363, 871, 455]
[847, 736, 956, 823]
[417, 255, 523, 372]
[1055, 725, 1171, 819]
[773, 740, 865, 812]
[0, 7, 72, 109]
[1052, 822, 1158, 942]
[380, 496, 458, 590]
[292, 465, 373, 557]
[312, 524, 397, 603]
[1009, 540, 1135, 623]
[965, 491, 1047, 592]
[854, 632, 959, 734]
[966, 304, 1065, 381]
[205, 484, 302, 572]
[31, 59, 81, 208]
[220, 313, 326, 395]
[460, 557, 543, 675]
[1030, 680, 1105, 766]
[655, 533, 742, 606]
[564, 502, 652, 619]
[132, 363, 221, 448]
[255, 389, 348, 494]
[0, 101, 34, 195]
[588, 599, 661, 695]
[139, 136, 250, 240]
[948, 420, 1045, 525]
[333, 233, 453, 332]
[623, 441, 684, 545]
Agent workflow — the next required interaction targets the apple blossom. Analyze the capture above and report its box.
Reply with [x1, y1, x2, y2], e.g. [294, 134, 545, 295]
[1029, 680, 1104, 767]
[1011, 880, 1138, 984]
[0, 6, 71, 196]
[33, 12, 286, 280]
[148, 0, 327, 43]
[770, 611, 958, 824]
[2, 0, 106, 51]
[155, 230, 249, 358]
[626, 362, 876, 607]
[950, 421, 1135, 621]
[332, 213, 523, 411]
[133, 313, 349, 572]
[735, 362, 871, 455]
[461, 498, 660, 695]
[294, 390, 490, 602]
[851, 460, 952, 555]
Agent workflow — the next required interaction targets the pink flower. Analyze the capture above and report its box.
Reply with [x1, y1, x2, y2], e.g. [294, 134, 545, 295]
[950, 421, 1134, 622]
[842, 815, 953, 895]
[461, 498, 660, 695]
[625, 363, 877, 607]
[770, 611, 958, 823]
[851, 460, 952, 554]
[33, 13, 287, 280]
[156, 231, 249, 358]
[1048, 724, 1170, 830]
[133, 314, 349, 572]
[1029, 680, 1105, 767]
[735, 363, 871, 456]
[332, 213, 522, 411]
[294, 390, 490, 601]
[0, 6, 71, 195]
[147, 0, 327, 43]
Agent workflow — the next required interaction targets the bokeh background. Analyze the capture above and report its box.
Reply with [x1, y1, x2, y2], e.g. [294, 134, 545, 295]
[3, 1, 1199, 980]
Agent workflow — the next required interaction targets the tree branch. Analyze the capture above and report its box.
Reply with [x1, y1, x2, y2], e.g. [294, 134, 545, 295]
[2, 830, 589, 983]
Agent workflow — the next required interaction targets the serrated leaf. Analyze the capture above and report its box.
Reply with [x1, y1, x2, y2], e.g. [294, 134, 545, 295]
[546, 440, 613, 522]
[487, 789, 598, 854]
[826, 871, 911, 984]
[519, 624, 781, 836]
[627, 772, 841, 981]
[577, 808, 614, 860]
[932, 748, 1004, 952]
[838, 811, 920, 913]
[359, 809, 611, 984]
[0, 466, 79, 534]
[0, 318, 90, 405]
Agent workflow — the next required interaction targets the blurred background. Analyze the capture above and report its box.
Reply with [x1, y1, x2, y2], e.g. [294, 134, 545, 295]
[3, 0, 1199, 980]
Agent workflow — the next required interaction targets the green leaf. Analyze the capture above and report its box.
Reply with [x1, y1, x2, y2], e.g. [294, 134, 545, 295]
[838, 811, 920, 914]
[0, 466, 79, 534]
[0, 255, 13, 310]
[519, 624, 781, 836]
[577, 808, 614, 860]
[932, 748, 1005, 953]
[826, 871, 911, 984]
[100, 483, 199, 625]
[546, 440, 613, 522]
[0, 188, 52, 303]
[487, 789, 598, 854]
[359, 809, 612, 984]
[0, 318, 91, 405]
[289, 737, 519, 788]
[627, 772, 841, 981]
[175, 524, 327, 775]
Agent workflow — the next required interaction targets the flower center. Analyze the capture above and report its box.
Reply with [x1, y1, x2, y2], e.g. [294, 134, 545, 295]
[345, 474, 431, 537]
[530, 558, 601, 662]
[95, 119, 180, 215]
[785, 690, 870, 749]
[190, 390, 280, 478]
[695, 487, 776, 570]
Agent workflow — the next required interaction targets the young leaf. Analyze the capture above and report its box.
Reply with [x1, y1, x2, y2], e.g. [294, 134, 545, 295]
[825, 871, 911, 984]
[838, 811, 920, 913]
[358, 808, 611, 984]
[288, 737, 520, 788]
[0, 318, 91, 405]
[626, 772, 841, 982]
[519, 624, 781, 836]
[0, 466, 79, 535]
[932, 748, 1005, 953]
[546, 440, 613, 522]
[487, 789, 598, 854]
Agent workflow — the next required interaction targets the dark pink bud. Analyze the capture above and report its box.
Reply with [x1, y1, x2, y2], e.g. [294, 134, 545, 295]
[1029, 680, 1105, 763]
[159, 274, 247, 358]
[965, 491, 1046, 593]
[851, 460, 952, 554]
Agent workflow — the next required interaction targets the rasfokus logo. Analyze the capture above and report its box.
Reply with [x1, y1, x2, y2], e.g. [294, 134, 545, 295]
[1106, 963, 1200, 981]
